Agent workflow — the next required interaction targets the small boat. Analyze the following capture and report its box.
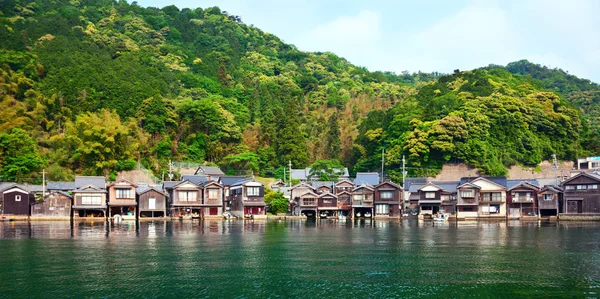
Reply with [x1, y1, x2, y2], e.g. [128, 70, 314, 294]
[364, 212, 372, 218]
[433, 214, 448, 222]
[338, 215, 345, 220]
[356, 212, 362, 217]
[320, 213, 328, 219]
[113, 214, 123, 223]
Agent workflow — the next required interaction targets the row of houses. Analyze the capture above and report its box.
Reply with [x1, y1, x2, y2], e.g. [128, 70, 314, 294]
[0, 171, 267, 220]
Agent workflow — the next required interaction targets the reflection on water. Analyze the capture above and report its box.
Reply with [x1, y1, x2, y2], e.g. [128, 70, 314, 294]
[1, 220, 600, 297]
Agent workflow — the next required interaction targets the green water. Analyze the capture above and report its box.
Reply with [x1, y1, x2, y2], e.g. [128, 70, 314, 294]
[1, 220, 599, 298]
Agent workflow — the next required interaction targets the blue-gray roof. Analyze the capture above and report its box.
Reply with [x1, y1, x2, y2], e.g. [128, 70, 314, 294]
[221, 176, 249, 186]
[74, 176, 106, 189]
[354, 172, 380, 186]
[433, 181, 459, 193]
[194, 166, 225, 176]
[182, 175, 208, 185]
[136, 185, 166, 196]
[162, 181, 181, 189]
[459, 176, 507, 188]
[309, 181, 335, 188]
[506, 179, 539, 190]
[47, 182, 76, 191]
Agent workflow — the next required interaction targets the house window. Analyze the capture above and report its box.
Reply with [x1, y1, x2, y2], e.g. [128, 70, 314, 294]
[565, 185, 575, 190]
[514, 192, 531, 201]
[178, 191, 197, 202]
[376, 204, 388, 215]
[381, 191, 393, 199]
[353, 194, 364, 200]
[425, 192, 436, 199]
[323, 199, 332, 204]
[82, 196, 102, 205]
[225, 189, 230, 197]
[441, 195, 450, 201]
[15, 195, 21, 202]
[590, 184, 598, 190]
[116, 188, 132, 199]
[208, 189, 220, 199]
[543, 194, 553, 201]
[303, 198, 315, 206]
[148, 198, 156, 209]
[461, 190, 474, 198]
[577, 185, 587, 190]
[247, 187, 260, 196]
[490, 205, 500, 213]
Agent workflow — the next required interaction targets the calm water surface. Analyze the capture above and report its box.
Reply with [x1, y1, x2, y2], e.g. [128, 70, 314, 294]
[1, 220, 600, 298]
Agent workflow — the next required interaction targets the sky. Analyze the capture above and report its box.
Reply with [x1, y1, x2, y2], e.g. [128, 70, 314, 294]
[136, 0, 600, 83]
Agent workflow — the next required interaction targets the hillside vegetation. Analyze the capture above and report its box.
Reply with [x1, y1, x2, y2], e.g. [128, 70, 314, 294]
[0, 0, 598, 182]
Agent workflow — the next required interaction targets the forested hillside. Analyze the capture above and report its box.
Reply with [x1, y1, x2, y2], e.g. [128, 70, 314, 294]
[0, 0, 598, 183]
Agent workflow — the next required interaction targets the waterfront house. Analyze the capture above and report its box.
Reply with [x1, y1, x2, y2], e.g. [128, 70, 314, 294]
[136, 185, 167, 219]
[373, 181, 403, 218]
[290, 182, 317, 216]
[194, 165, 225, 181]
[318, 192, 338, 218]
[456, 177, 507, 219]
[417, 182, 443, 216]
[561, 172, 600, 214]
[1, 184, 35, 217]
[352, 184, 374, 218]
[168, 180, 203, 218]
[354, 172, 380, 186]
[72, 184, 107, 219]
[201, 181, 224, 217]
[311, 181, 334, 194]
[107, 179, 138, 220]
[337, 190, 352, 217]
[221, 176, 250, 213]
[31, 191, 72, 219]
[537, 185, 563, 217]
[334, 180, 354, 194]
[296, 190, 319, 218]
[229, 179, 266, 218]
[506, 180, 540, 219]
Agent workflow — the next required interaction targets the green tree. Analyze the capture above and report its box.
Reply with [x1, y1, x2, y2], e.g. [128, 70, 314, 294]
[264, 187, 288, 214]
[274, 100, 308, 167]
[0, 128, 46, 182]
[308, 159, 344, 181]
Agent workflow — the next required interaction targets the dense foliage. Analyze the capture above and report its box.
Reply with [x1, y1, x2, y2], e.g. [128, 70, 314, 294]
[0, 1, 598, 182]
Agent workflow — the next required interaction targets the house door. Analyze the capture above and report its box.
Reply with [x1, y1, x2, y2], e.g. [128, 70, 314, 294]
[509, 208, 520, 217]
[209, 208, 218, 215]
[567, 201, 581, 213]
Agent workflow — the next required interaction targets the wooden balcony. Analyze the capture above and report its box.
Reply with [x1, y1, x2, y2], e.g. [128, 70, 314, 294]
[353, 200, 373, 207]
[204, 199, 222, 205]
[457, 198, 478, 205]
[300, 200, 317, 207]
[511, 197, 534, 203]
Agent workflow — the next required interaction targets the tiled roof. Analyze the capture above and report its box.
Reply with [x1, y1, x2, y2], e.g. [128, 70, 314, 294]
[182, 175, 209, 185]
[195, 166, 225, 176]
[74, 176, 106, 189]
[506, 179, 539, 190]
[433, 181, 459, 193]
[221, 176, 249, 186]
[136, 185, 166, 196]
[47, 182, 76, 190]
[354, 172, 380, 186]
[309, 181, 335, 188]
[162, 181, 181, 189]
[459, 176, 507, 188]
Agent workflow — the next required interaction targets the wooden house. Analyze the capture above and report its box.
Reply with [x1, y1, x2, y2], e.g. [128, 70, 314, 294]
[136, 186, 167, 219]
[561, 172, 600, 214]
[373, 181, 403, 218]
[296, 191, 319, 218]
[317, 192, 338, 218]
[290, 182, 317, 216]
[72, 184, 107, 218]
[107, 179, 138, 220]
[31, 191, 72, 219]
[352, 185, 374, 218]
[506, 181, 539, 219]
[337, 191, 352, 217]
[221, 176, 250, 213]
[230, 179, 266, 218]
[201, 181, 224, 217]
[537, 185, 562, 217]
[168, 180, 203, 219]
[194, 165, 225, 181]
[334, 180, 354, 194]
[417, 182, 443, 216]
[456, 177, 507, 219]
[1, 185, 34, 216]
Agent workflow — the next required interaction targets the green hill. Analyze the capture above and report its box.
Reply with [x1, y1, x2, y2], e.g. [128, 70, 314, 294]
[0, 1, 597, 182]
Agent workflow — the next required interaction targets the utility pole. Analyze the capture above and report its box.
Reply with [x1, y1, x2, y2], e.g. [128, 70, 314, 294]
[283, 166, 286, 186]
[402, 155, 407, 210]
[552, 154, 559, 185]
[42, 169, 46, 197]
[288, 160, 292, 187]
[381, 148, 385, 182]
[168, 159, 174, 181]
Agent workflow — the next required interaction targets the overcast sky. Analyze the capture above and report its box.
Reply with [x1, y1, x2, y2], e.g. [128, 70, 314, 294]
[136, 0, 600, 83]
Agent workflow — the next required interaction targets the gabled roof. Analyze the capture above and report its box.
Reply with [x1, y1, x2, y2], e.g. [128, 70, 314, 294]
[74, 176, 106, 189]
[309, 181, 334, 188]
[507, 180, 540, 191]
[220, 176, 249, 186]
[418, 182, 443, 191]
[172, 180, 202, 189]
[0, 184, 29, 194]
[72, 184, 107, 193]
[194, 165, 225, 177]
[562, 171, 600, 185]
[334, 179, 354, 187]
[457, 182, 482, 189]
[290, 182, 316, 191]
[374, 181, 403, 190]
[336, 190, 352, 196]
[540, 185, 563, 194]
[353, 184, 375, 192]
[108, 178, 138, 188]
[43, 191, 73, 200]
[200, 180, 223, 188]
[162, 181, 181, 189]
[434, 181, 459, 193]
[354, 172, 380, 186]
[459, 176, 507, 188]
[182, 175, 209, 185]
[318, 192, 338, 199]
[231, 178, 263, 187]
[297, 191, 319, 198]
[136, 185, 167, 196]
